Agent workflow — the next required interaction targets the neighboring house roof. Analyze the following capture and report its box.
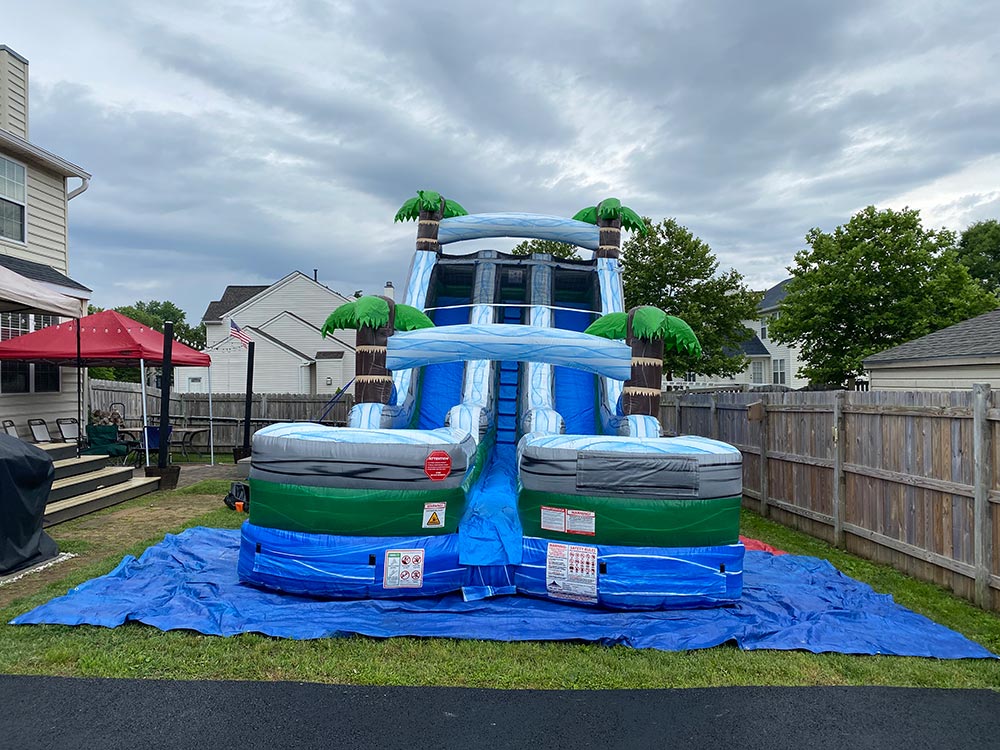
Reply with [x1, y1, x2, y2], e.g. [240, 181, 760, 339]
[863, 308, 1000, 366]
[0, 254, 91, 293]
[759, 279, 792, 312]
[0, 128, 91, 180]
[258, 309, 355, 351]
[244, 326, 314, 361]
[202, 285, 269, 321]
[740, 334, 770, 357]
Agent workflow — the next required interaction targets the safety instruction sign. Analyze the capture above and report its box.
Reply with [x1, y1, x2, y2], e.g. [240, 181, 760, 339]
[422, 502, 446, 529]
[383, 548, 425, 589]
[540, 506, 595, 536]
[545, 542, 598, 604]
[424, 450, 452, 481]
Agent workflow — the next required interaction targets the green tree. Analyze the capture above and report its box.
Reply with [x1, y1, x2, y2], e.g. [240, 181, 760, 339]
[510, 238, 580, 259]
[771, 206, 997, 386]
[957, 219, 1000, 295]
[622, 218, 761, 378]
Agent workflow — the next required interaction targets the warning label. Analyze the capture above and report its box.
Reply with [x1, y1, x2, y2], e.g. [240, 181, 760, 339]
[424, 450, 452, 481]
[383, 548, 425, 589]
[545, 543, 598, 603]
[540, 506, 566, 533]
[566, 509, 596, 536]
[422, 501, 446, 529]
[540, 506, 595, 536]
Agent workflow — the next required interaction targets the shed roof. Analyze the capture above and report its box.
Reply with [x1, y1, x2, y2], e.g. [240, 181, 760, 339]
[864, 308, 1000, 366]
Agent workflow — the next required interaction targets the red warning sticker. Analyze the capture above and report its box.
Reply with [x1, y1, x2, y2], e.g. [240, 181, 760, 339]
[424, 450, 452, 481]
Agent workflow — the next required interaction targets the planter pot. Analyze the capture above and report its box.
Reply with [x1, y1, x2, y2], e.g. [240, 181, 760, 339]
[145, 465, 181, 491]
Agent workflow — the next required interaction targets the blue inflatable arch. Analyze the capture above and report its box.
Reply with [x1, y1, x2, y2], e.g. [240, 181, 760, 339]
[437, 212, 601, 251]
[386, 323, 632, 380]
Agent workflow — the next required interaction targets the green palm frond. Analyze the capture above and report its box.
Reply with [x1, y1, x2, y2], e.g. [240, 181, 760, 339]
[443, 199, 468, 219]
[394, 304, 435, 331]
[619, 206, 649, 235]
[417, 190, 442, 211]
[630, 306, 667, 340]
[584, 312, 628, 340]
[572, 206, 598, 225]
[354, 295, 391, 328]
[661, 315, 702, 357]
[322, 302, 358, 337]
[394, 197, 421, 223]
[597, 198, 622, 220]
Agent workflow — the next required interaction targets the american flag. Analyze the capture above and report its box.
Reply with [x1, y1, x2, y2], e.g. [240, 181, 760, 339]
[230, 320, 252, 347]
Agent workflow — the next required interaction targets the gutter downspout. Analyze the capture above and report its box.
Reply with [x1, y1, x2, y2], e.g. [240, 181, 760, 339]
[67, 177, 90, 201]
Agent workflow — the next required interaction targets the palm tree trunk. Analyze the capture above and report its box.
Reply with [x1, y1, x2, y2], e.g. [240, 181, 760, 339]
[622, 309, 663, 417]
[355, 297, 396, 404]
[596, 215, 622, 259]
[416, 196, 446, 254]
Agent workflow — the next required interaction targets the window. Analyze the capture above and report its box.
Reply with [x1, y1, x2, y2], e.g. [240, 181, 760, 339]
[751, 360, 764, 384]
[772, 358, 786, 385]
[0, 313, 62, 394]
[0, 156, 26, 243]
[760, 319, 768, 340]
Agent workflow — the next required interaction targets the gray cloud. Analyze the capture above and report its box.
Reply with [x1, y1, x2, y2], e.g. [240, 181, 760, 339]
[8, 0, 1000, 318]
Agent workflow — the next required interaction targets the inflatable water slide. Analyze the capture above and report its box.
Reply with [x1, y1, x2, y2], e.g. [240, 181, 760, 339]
[238, 193, 745, 610]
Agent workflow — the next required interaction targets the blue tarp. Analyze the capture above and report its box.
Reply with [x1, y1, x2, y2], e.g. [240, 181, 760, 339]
[11, 527, 993, 658]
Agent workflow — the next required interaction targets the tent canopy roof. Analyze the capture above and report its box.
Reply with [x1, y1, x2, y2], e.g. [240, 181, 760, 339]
[0, 310, 211, 367]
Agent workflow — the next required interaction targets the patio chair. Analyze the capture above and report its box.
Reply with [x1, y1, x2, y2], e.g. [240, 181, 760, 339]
[127, 425, 173, 466]
[82, 424, 131, 461]
[56, 417, 80, 442]
[27, 419, 53, 443]
[1, 419, 18, 439]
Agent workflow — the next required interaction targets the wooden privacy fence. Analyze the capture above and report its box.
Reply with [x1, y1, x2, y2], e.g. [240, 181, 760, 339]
[89, 380, 354, 450]
[661, 387, 1000, 610]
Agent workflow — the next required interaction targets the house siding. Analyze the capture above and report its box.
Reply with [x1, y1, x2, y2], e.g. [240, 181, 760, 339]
[0, 160, 69, 272]
[868, 363, 1000, 391]
[0, 50, 28, 139]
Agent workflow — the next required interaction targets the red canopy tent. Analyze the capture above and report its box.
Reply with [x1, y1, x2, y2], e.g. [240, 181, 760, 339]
[0, 310, 214, 464]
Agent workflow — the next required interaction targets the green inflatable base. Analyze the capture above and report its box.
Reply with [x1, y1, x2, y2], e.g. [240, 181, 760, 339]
[248, 479, 468, 536]
[248, 431, 493, 537]
[518, 490, 742, 547]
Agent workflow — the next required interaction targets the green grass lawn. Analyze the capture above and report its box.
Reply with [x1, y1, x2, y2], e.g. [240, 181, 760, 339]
[1, 482, 998, 689]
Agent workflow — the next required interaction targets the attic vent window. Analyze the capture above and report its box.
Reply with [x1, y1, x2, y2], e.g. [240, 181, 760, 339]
[0, 156, 26, 243]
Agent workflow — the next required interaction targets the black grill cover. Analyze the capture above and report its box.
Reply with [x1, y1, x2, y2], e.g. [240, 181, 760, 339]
[0, 434, 57, 575]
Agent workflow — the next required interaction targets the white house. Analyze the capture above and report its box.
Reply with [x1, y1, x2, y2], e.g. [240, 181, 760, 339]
[0, 45, 92, 436]
[180, 271, 359, 395]
[863, 307, 1000, 391]
[674, 279, 809, 390]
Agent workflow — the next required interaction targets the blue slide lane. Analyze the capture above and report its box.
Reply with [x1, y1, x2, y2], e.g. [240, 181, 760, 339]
[457, 306, 524, 593]
[416, 299, 467, 429]
[553, 305, 597, 434]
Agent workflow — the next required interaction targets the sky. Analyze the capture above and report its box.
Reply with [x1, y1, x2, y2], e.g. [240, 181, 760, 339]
[5, 0, 1000, 324]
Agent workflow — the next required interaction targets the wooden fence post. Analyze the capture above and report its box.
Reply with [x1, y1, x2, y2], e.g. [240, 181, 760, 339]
[973, 383, 993, 607]
[674, 394, 681, 436]
[832, 390, 847, 548]
[759, 394, 770, 518]
[710, 394, 718, 440]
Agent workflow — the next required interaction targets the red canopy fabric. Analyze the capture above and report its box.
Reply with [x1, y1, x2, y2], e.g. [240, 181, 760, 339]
[0, 310, 211, 367]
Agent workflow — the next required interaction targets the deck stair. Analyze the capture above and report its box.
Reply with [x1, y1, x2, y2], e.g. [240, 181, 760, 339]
[36, 443, 160, 526]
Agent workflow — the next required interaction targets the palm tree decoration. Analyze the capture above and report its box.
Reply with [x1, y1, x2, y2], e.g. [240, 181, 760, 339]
[585, 306, 701, 418]
[395, 190, 469, 254]
[322, 296, 434, 404]
[572, 198, 648, 259]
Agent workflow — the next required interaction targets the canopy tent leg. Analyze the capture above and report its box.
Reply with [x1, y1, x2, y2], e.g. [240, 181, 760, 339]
[140, 358, 150, 468]
[207, 366, 215, 466]
[76, 316, 82, 458]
